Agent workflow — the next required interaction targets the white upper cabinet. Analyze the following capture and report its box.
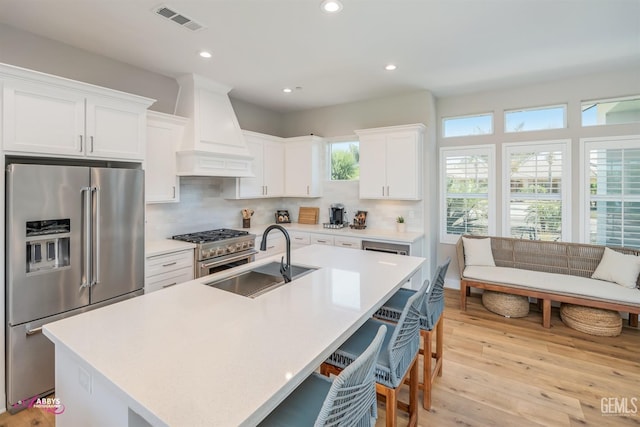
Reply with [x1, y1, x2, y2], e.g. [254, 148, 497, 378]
[1, 63, 154, 161]
[145, 111, 187, 204]
[284, 135, 324, 198]
[224, 131, 284, 199]
[356, 124, 425, 200]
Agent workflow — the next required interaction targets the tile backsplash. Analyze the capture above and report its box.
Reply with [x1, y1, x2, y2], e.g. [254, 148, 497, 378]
[145, 177, 424, 240]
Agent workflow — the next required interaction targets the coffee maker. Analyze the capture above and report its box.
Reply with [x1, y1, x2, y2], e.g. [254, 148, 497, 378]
[329, 203, 346, 226]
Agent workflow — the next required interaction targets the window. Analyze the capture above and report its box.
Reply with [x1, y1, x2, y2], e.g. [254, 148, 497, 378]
[503, 141, 570, 242]
[440, 145, 495, 244]
[504, 105, 566, 133]
[442, 113, 493, 138]
[328, 139, 359, 180]
[582, 96, 640, 127]
[581, 136, 640, 249]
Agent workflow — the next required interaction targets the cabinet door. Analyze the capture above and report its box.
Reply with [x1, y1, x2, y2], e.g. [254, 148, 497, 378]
[285, 142, 312, 197]
[86, 96, 146, 160]
[146, 113, 184, 203]
[263, 140, 284, 196]
[2, 80, 85, 156]
[358, 135, 387, 198]
[386, 132, 419, 199]
[238, 138, 265, 198]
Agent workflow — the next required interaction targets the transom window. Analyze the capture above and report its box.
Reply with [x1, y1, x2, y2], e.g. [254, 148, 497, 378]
[582, 96, 640, 127]
[504, 105, 566, 133]
[442, 113, 493, 138]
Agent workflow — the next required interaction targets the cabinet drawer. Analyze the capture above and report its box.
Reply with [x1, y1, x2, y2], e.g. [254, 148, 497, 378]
[146, 249, 193, 277]
[289, 232, 310, 245]
[335, 237, 362, 249]
[310, 234, 334, 245]
[145, 266, 193, 293]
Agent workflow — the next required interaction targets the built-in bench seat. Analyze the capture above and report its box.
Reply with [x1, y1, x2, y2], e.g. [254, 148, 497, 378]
[456, 236, 640, 328]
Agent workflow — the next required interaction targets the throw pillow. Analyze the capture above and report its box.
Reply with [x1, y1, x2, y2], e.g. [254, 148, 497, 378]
[462, 237, 496, 267]
[591, 247, 640, 289]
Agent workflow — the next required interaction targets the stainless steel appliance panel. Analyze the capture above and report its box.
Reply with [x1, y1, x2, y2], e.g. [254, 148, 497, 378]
[361, 240, 410, 256]
[89, 168, 144, 303]
[7, 321, 55, 411]
[6, 164, 90, 325]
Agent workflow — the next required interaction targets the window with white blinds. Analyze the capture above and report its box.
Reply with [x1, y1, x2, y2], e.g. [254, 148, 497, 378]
[440, 145, 495, 244]
[581, 136, 640, 249]
[503, 141, 570, 241]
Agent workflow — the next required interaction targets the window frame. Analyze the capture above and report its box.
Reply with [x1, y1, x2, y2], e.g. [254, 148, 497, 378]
[441, 112, 494, 138]
[579, 135, 640, 247]
[439, 144, 496, 244]
[326, 136, 360, 181]
[502, 140, 571, 242]
[503, 104, 567, 133]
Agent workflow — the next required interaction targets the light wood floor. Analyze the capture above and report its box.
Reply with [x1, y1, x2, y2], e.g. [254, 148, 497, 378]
[1, 289, 638, 427]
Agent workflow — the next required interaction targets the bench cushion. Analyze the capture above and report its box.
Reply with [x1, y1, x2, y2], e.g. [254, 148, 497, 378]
[463, 266, 640, 307]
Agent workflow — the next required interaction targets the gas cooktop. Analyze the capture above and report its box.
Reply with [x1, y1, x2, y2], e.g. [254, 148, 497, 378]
[172, 228, 250, 244]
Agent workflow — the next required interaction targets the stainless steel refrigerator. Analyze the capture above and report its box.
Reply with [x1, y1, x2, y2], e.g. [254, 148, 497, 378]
[5, 163, 144, 412]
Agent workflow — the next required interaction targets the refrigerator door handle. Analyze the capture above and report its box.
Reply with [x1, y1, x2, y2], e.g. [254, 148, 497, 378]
[81, 186, 92, 289]
[92, 186, 101, 287]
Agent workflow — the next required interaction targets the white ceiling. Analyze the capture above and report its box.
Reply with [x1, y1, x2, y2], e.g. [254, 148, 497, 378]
[1, 0, 639, 112]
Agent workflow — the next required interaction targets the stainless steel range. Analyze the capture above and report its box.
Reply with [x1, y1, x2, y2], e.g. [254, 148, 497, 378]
[172, 228, 257, 278]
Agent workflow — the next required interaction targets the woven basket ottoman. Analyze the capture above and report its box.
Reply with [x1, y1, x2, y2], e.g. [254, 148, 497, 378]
[481, 290, 530, 318]
[560, 304, 622, 337]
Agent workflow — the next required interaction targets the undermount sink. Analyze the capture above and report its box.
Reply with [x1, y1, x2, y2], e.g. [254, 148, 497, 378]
[204, 262, 317, 298]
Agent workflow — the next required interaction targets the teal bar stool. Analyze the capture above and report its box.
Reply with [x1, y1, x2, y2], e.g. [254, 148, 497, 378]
[259, 324, 387, 427]
[374, 258, 451, 410]
[321, 279, 429, 427]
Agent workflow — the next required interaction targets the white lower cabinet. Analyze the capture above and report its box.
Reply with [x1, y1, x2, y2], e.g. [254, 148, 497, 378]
[334, 236, 362, 249]
[255, 234, 286, 260]
[310, 234, 334, 245]
[145, 249, 194, 293]
[289, 231, 311, 250]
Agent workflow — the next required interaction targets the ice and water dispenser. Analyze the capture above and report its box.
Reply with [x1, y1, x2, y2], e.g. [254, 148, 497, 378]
[25, 219, 71, 273]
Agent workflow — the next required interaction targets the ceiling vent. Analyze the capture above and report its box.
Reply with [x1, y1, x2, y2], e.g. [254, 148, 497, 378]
[154, 4, 206, 32]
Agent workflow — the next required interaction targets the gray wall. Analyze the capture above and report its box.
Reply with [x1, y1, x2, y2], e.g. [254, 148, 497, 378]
[0, 23, 179, 113]
[230, 97, 284, 136]
[437, 67, 640, 287]
[281, 90, 434, 137]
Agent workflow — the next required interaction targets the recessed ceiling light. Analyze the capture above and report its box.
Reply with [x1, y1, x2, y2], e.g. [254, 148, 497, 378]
[321, 0, 343, 13]
[385, 64, 397, 71]
[199, 50, 212, 59]
[283, 88, 293, 93]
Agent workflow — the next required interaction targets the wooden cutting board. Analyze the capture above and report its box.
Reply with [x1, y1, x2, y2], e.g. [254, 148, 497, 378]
[298, 207, 319, 224]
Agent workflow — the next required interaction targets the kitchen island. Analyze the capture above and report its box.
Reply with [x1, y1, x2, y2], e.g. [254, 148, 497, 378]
[43, 245, 425, 426]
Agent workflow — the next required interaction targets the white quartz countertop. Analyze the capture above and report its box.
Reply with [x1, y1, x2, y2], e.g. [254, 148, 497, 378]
[247, 222, 424, 243]
[145, 239, 196, 257]
[43, 245, 425, 426]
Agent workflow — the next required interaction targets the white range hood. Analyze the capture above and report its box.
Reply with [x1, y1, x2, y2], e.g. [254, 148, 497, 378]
[174, 74, 254, 177]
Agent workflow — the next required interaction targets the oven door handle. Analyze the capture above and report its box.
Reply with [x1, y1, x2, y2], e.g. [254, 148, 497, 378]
[200, 251, 257, 269]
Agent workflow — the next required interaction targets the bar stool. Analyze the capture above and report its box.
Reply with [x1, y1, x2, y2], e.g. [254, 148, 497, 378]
[374, 258, 451, 410]
[259, 325, 387, 426]
[321, 279, 430, 427]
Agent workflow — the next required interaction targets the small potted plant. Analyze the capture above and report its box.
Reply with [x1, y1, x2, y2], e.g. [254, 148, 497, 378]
[396, 216, 406, 232]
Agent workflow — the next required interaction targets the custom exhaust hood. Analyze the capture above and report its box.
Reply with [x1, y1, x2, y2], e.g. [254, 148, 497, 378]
[174, 74, 254, 177]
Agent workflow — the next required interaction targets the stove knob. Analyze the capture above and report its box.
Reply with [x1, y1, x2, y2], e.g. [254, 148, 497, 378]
[241, 241, 247, 249]
[216, 248, 225, 256]
[227, 245, 236, 253]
